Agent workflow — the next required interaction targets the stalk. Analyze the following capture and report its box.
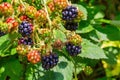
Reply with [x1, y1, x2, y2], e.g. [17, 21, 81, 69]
[42, 0, 52, 29]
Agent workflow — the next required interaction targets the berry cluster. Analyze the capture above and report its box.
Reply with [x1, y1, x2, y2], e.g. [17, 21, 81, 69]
[42, 53, 59, 70]
[18, 21, 34, 63]
[0, 0, 84, 70]
[62, 5, 80, 31]
[66, 42, 82, 56]
[61, 5, 83, 56]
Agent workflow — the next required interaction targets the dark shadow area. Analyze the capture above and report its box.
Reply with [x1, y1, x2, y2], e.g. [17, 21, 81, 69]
[58, 61, 68, 69]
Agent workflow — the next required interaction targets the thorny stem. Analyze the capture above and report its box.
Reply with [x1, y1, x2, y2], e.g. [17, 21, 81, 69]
[42, 0, 52, 29]
[11, 0, 14, 5]
[19, 0, 26, 8]
[70, 56, 78, 80]
[94, 19, 111, 24]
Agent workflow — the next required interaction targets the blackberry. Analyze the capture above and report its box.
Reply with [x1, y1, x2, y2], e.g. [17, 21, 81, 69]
[64, 22, 78, 31]
[18, 37, 33, 45]
[42, 53, 59, 70]
[66, 42, 81, 56]
[18, 21, 33, 36]
[62, 6, 78, 21]
[0, 31, 5, 37]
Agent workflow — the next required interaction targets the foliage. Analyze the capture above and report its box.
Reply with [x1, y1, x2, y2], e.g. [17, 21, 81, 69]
[0, 0, 120, 80]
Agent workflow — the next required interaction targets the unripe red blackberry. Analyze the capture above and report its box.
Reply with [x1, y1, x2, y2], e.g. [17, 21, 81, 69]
[6, 17, 18, 32]
[17, 4, 25, 14]
[35, 9, 47, 22]
[62, 6, 78, 21]
[27, 50, 41, 64]
[19, 15, 32, 23]
[18, 37, 33, 45]
[18, 21, 33, 37]
[66, 42, 82, 56]
[0, 2, 14, 16]
[53, 0, 68, 10]
[42, 53, 59, 70]
[64, 22, 78, 31]
[47, 1, 55, 12]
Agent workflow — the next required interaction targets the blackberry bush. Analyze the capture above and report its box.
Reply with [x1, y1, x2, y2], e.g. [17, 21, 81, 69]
[1, 0, 116, 80]
[42, 53, 59, 70]
[18, 21, 33, 36]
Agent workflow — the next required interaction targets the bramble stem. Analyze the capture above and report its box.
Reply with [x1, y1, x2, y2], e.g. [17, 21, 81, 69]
[19, 0, 26, 8]
[42, 0, 52, 29]
[70, 56, 78, 80]
[95, 19, 111, 24]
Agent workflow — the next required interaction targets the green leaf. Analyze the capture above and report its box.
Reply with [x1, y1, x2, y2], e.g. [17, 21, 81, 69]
[0, 33, 18, 57]
[73, 4, 88, 20]
[11, 48, 17, 55]
[89, 30, 100, 42]
[93, 25, 120, 41]
[94, 12, 104, 19]
[0, 57, 23, 80]
[53, 29, 66, 42]
[110, 20, 120, 30]
[80, 39, 107, 59]
[76, 24, 94, 33]
[0, 34, 9, 46]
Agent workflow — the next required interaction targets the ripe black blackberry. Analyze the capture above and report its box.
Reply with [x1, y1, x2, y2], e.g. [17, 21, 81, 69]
[18, 37, 33, 45]
[66, 42, 81, 56]
[64, 22, 78, 31]
[18, 21, 33, 36]
[62, 6, 78, 21]
[42, 53, 59, 70]
[0, 31, 5, 37]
